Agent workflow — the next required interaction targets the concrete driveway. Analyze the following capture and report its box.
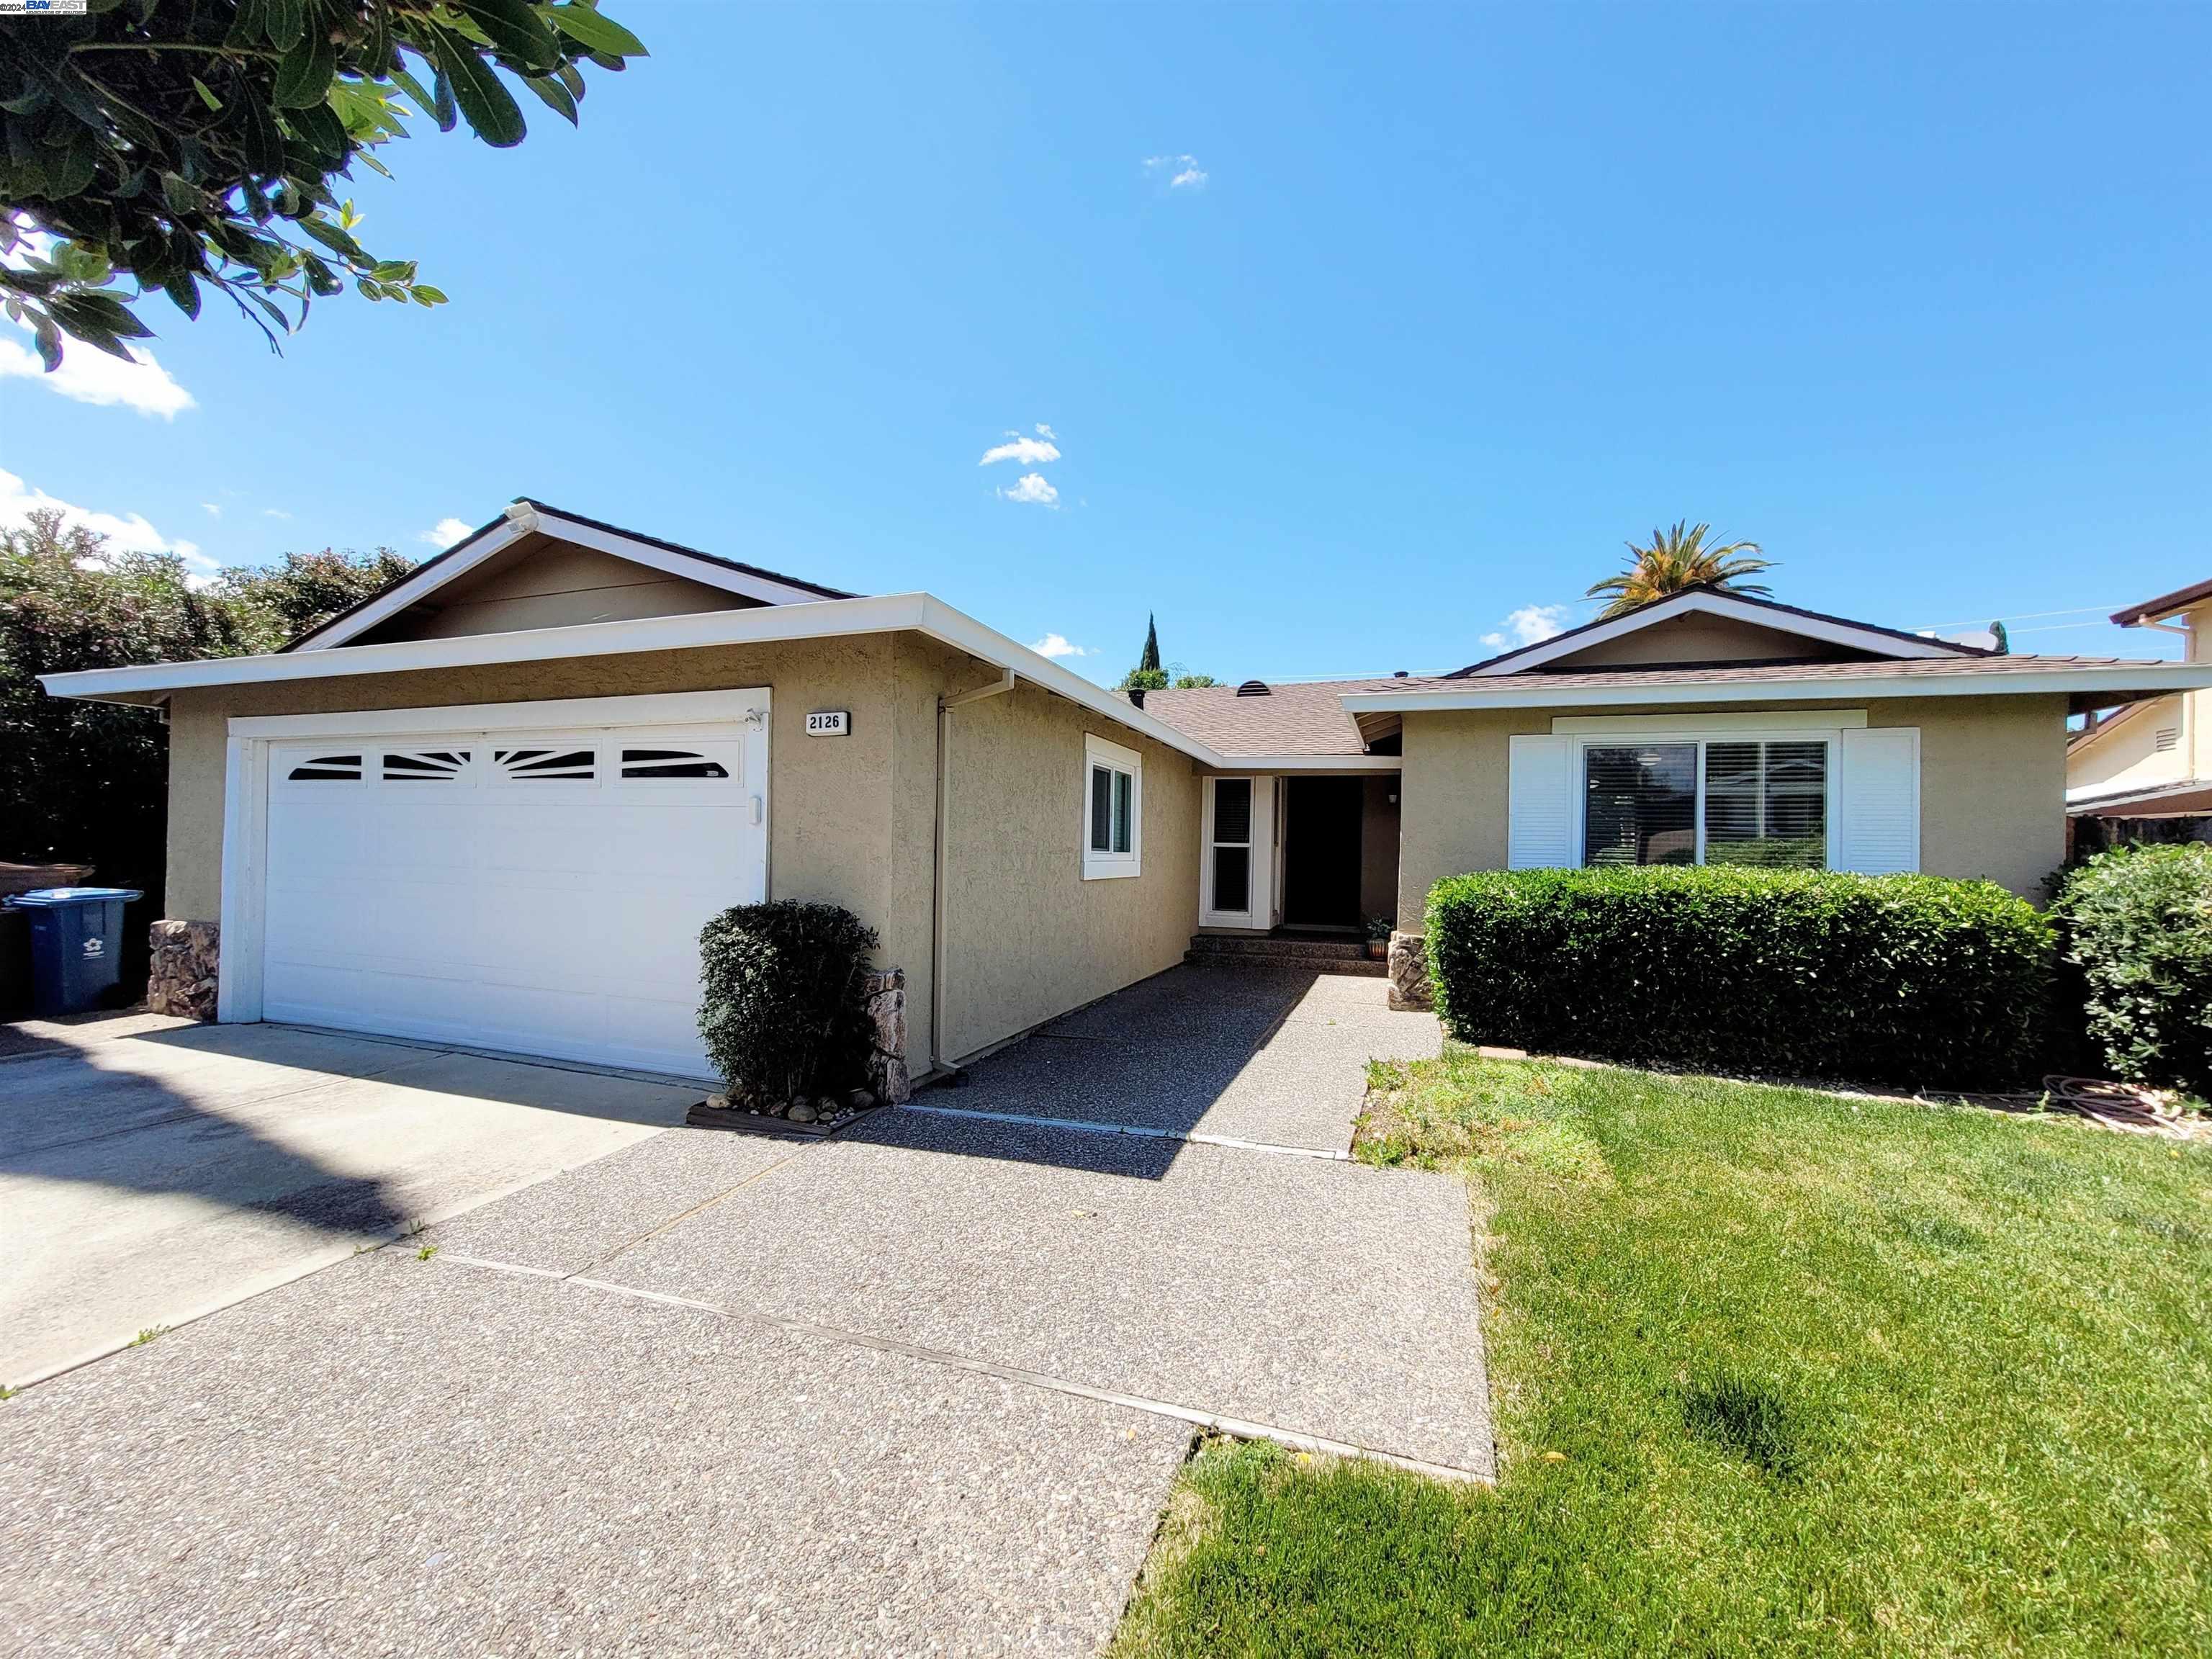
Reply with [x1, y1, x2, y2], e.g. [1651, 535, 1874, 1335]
[1, 968, 1485, 1655]
[0, 1015, 696, 1385]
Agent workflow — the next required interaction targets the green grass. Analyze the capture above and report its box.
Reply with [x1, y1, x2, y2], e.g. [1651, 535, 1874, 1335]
[1111, 1052, 2212, 1658]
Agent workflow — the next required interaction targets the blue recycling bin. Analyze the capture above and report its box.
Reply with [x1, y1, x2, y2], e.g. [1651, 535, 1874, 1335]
[3, 887, 143, 1016]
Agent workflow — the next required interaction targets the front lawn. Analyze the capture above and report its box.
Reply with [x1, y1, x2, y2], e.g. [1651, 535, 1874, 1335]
[1111, 1053, 2212, 1658]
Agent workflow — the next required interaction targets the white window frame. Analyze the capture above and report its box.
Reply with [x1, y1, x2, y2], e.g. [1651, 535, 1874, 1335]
[1568, 728, 1842, 870]
[1082, 733, 1143, 880]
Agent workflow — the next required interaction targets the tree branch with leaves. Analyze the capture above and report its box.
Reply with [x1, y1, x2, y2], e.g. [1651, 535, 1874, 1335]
[0, 0, 645, 367]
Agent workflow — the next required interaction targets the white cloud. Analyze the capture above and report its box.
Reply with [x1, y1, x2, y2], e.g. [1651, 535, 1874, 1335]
[1145, 153, 1208, 190]
[0, 317, 195, 419]
[1479, 603, 1570, 652]
[0, 467, 220, 585]
[1028, 633, 1092, 659]
[1035, 422, 1056, 441]
[979, 430, 1062, 467]
[201, 502, 221, 516]
[262, 507, 291, 520]
[419, 516, 473, 549]
[997, 473, 1059, 508]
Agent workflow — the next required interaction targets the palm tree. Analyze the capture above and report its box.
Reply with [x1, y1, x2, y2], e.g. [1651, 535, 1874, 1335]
[1586, 521, 1775, 619]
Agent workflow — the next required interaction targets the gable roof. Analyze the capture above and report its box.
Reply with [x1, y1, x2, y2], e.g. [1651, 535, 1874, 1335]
[284, 499, 854, 652]
[1447, 585, 1985, 678]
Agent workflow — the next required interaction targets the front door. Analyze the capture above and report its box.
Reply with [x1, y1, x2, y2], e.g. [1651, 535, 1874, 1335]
[1280, 776, 1364, 928]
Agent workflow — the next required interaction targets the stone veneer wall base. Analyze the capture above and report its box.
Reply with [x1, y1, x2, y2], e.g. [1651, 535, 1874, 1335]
[1386, 930, 1432, 1013]
[147, 919, 220, 1020]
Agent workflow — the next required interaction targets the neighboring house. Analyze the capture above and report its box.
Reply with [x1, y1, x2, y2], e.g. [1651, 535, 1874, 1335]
[42, 500, 2212, 1084]
[2067, 577, 2212, 827]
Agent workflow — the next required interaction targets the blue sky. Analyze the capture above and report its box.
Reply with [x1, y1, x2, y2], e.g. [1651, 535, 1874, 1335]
[4, 2, 2208, 680]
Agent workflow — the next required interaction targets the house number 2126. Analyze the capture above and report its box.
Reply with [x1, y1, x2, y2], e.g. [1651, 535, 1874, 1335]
[806, 710, 851, 737]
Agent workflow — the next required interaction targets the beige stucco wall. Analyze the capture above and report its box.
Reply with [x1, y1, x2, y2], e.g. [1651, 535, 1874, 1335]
[160, 629, 1213, 1073]
[2067, 696, 2187, 800]
[356, 536, 757, 644]
[931, 656, 1201, 1061]
[163, 634, 956, 1064]
[1395, 693, 2071, 915]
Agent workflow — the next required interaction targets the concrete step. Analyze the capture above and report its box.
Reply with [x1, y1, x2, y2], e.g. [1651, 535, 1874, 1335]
[1189, 933, 1370, 961]
[1186, 935, 1387, 976]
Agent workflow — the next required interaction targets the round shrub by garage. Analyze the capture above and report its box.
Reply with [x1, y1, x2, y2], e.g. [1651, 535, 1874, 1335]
[697, 901, 879, 1107]
[1424, 866, 2054, 1088]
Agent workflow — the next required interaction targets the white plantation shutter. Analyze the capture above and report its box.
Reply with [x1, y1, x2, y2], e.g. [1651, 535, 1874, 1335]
[1835, 727, 1920, 873]
[1507, 734, 1575, 868]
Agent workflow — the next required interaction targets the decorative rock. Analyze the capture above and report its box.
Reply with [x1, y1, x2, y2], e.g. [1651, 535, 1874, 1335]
[147, 920, 220, 1020]
[848, 1089, 876, 1110]
[1386, 930, 1432, 1013]
[706, 1093, 730, 1111]
[861, 968, 912, 1104]
[787, 1102, 818, 1124]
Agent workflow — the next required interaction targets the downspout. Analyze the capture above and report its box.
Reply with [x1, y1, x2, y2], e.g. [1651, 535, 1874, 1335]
[930, 667, 1017, 1076]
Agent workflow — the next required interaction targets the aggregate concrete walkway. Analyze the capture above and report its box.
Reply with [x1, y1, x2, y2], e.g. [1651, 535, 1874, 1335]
[0, 968, 1485, 1657]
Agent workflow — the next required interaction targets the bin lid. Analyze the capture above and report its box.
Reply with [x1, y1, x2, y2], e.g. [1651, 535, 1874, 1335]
[2, 886, 144, 907]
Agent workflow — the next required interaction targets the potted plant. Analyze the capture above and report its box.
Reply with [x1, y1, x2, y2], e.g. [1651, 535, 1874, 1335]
[1365, 914, 1393, 961]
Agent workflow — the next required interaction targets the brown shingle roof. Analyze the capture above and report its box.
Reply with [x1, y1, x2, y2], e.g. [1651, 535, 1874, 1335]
[1141, 678, 1405, 757]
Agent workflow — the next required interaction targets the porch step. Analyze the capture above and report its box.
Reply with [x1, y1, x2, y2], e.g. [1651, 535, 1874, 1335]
[1186, 934, 1386, 976]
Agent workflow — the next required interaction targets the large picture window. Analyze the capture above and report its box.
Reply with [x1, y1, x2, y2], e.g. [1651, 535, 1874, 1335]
[1082, 734, 1143, 879]
[1583, 739, 1827, 870]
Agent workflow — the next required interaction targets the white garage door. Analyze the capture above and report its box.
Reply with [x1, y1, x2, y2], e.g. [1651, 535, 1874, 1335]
[256, 700, 767, 1077]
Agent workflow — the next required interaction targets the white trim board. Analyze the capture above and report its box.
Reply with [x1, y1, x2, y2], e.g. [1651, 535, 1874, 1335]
[293, 504, 835, 650]
[1463, 589, 1969, 675]
[1340, 662, 2212, 712]
[40, 592, 1242, 771]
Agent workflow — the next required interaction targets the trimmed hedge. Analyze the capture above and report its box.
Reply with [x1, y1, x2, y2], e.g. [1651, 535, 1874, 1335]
[2052, 844, 2212, 1098]
[1425, 866, 2054, 1088]
[697, 900, 878, 1105]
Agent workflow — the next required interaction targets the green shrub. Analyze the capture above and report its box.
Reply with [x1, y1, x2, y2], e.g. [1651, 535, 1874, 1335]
[1424, 866, 2054, 1088]
[2051, 844, 2212, 1098]
[697, 901, 878, 1105]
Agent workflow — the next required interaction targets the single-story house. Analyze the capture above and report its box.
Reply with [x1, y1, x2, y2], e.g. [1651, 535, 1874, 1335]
[43, 500, 2212, 1085]
[2067, 575, 2212, 827]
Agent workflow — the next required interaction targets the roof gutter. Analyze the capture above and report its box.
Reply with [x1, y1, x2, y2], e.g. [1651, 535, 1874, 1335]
[1338, 662, 2212, 714]
[37, 590, 1236, 770]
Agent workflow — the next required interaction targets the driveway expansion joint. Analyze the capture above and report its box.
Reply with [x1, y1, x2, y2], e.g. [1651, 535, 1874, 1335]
[433, 1248, 1493, 1485]
[899, 1101, 1353, 1161]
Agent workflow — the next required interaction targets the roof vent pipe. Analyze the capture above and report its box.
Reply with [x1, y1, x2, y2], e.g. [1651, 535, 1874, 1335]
[1128, 687, 1146, 709]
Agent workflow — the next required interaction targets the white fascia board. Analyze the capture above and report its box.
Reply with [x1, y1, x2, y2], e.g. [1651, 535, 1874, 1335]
[1339, 662, 2212, 713]
[290, 516, 526, 649]
[1467, 590, 1965, 675]
[1196, 754, 1403, 773]
[295, 505, 836, 652]
[40, 590, 1236, 769]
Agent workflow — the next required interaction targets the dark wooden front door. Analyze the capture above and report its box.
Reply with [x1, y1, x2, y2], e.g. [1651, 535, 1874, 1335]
[1281, 776, 1364, 927]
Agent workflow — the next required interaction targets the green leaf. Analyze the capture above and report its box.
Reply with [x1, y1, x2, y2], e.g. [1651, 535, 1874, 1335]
[410, 284, 448, 305]
[544, 4, 647, 58]
[31, 313, 62, 372]
[190, 77, 222, 113]
[271, 25, 338, 110]
[264, 0, 306, 52]
[522, 73, 577, 124]
[162, 267, 202, 320]
[426, 24, 527, 148]
[456, 0, 562, 74]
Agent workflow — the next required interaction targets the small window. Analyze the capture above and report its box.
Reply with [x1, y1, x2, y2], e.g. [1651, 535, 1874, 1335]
[1082, 734, 1142, 879]
[621, 747, 729, 780]
[287, 754, 361, 781]
[496, 747, 596, 781]
[382, 750, 469, 782]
